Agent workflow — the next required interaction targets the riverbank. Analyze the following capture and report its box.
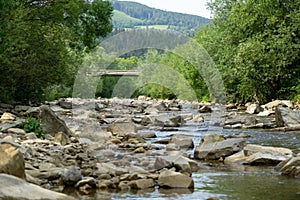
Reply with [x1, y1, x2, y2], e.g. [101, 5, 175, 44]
[0, 97, 299, 199]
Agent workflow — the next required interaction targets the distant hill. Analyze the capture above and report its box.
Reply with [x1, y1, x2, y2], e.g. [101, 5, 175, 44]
[111, 0, 210, 35]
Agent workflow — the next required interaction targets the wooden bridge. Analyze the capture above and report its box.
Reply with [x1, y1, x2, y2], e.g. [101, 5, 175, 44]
[90, 70, 140, 77]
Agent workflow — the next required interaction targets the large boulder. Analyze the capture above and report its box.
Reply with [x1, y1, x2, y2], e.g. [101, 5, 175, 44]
[276, 156, 300, 177]
[158, 169, 194, 188]
[194, 138, 246, 160]
[40, 106, 73, 136]
[0, 173, 75, 200]
[0, 142, 25, 179]
[275, 107, 300, 128]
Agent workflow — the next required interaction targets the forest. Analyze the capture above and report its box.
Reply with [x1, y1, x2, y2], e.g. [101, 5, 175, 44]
[110, 0, 210, 35]
[0, 0, 299, 104]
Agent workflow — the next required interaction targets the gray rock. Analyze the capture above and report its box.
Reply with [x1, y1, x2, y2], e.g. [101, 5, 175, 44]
[191, 114, 204, 122]
[24, 107, 40, 118]
[40, 106, 73, 136]
[61, 166, 82, 186]
[158, 169, 194, 188]
[153, 114, 183, 127]
[0, 173, 75, 200]
[243, 144, 293, 157]
[0, 143, 25, 178]
[276, 156, 300, 177]
[154, 155, 197, 174]
[199, 134, 225, 145]
[58, 100, 73, 109]
[194, 138, 246, 160]
[243, 152, 290, 165]
[264, 100, 293, 110]
[0, 112, 16, 122]
[0, 119, 24, 132]
[54, 132, 70, 146]
[109, 122, 137, 136]
[199, 105, 212, 113]
[225, 144, 293, 165]
[14, 105, 30, 112]
[128, 179, 155, 189]
[26, 168, 63, 180]
[139, 131, 156, 138]
[275, 107, 300, 128]
[8, 128, 26, 135]
[75, 177, 97, 189]
[246, 104, 263, 114]
[170, 134, 194, 149]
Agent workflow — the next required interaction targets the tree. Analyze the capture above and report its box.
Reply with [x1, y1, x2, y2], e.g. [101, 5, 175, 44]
[196, 0, 300, 103]
[0, 0, 113, 102]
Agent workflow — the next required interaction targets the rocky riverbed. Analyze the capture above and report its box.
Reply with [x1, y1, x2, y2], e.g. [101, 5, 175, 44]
[0, 97, 299, 199]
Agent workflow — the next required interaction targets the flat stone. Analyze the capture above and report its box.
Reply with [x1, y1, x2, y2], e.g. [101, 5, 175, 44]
[158, 169, 194, 188]
[0, 173, 75, 200]
[243, 152, 289, 165]
[8, 128, 26, 135]
[129, 179, 155, 189]
[170, 134, 194, 149]
[194, 138, 246, 160]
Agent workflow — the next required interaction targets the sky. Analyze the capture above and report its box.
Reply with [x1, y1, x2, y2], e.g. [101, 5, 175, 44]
[119, 0, 211, 19]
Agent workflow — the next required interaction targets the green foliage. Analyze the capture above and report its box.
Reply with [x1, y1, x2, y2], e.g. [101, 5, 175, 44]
[23, 117, 45, 138]
[195, 0, 300, 103]
[0, 0, 113, 103]
[137, 49, 209, 101]
[111, 1, 210, 35]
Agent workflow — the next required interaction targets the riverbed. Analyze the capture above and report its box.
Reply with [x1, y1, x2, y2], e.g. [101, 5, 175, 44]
[66, 102, 300, 200]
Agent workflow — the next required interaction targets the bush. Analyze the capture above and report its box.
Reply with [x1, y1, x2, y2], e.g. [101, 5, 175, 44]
[23, 117, 45, 139]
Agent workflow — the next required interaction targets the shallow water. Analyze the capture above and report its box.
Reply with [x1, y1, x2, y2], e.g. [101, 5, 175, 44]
[70, 105, 300, 200]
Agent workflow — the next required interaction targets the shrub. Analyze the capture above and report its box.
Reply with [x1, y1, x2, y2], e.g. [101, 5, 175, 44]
[23, 117, 45, 138]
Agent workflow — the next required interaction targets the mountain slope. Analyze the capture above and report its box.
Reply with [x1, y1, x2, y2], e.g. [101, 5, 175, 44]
[111, 1, 210, 34]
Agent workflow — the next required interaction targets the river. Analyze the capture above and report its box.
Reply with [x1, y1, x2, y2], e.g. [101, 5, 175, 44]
[65, 102, 300, 200]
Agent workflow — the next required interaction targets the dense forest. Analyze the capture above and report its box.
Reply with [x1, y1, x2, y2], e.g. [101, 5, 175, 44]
[111, 0, 210, 35]
[0, 0, 299, 104]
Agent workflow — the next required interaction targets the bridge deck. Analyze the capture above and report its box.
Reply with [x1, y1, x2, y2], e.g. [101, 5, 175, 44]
[91, 70, 140, 76]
